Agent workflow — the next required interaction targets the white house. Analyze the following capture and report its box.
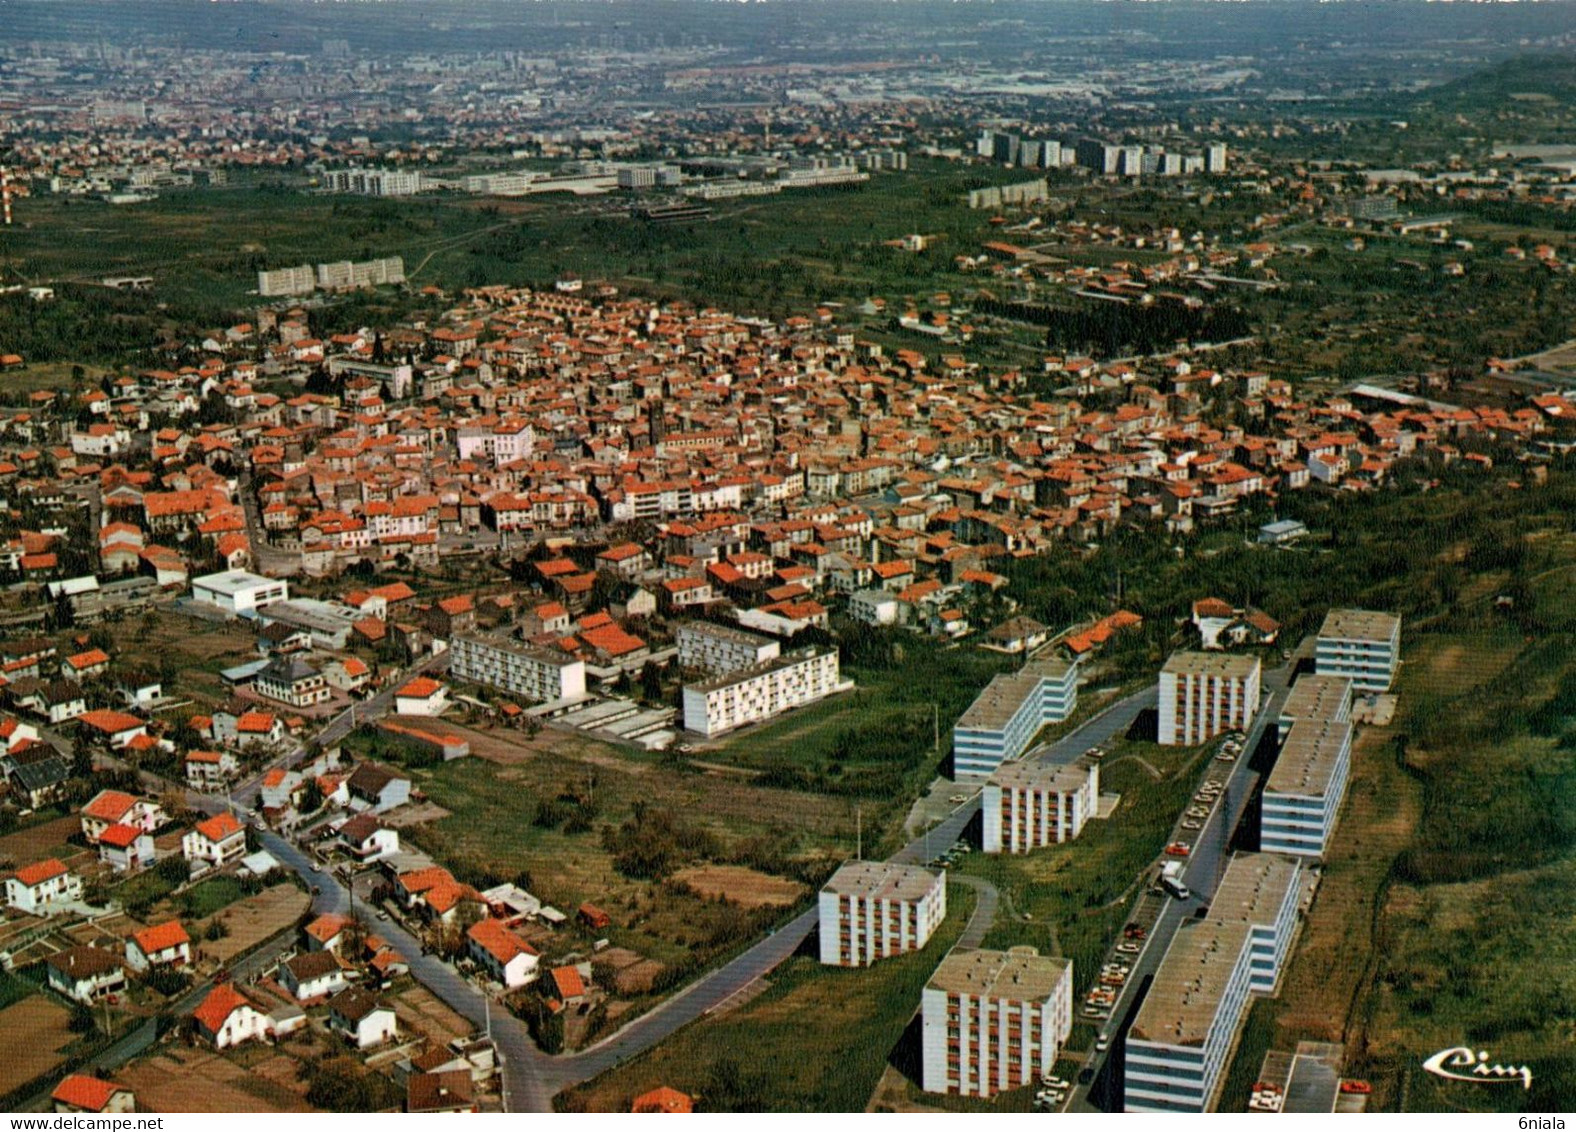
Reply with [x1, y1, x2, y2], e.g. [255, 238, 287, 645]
[280, 949, 349, 1002]
[328, 988, 398, 1049]
[5, 858, 83, 915]
[194, 984, 274, 1049]
[46, 947, 126, 1003]
[125, 921, 191, 972]
[465, 919, 540, 989]
[338, 813, 399, 861]
[184, 749, 239, 790]
[182, 812, 247, 869]
[394, 676, 450, 717]
[98, 824, 156, 873]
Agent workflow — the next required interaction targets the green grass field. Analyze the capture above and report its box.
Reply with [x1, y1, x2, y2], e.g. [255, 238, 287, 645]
[556, 886, 977, 1113]
[178, 875, 248, 920]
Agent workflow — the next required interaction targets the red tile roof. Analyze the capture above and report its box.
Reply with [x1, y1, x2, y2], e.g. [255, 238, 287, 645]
[14, 857, 67, 886]
[132, 920, 189, 954]
[52, 1075, 126, 1112]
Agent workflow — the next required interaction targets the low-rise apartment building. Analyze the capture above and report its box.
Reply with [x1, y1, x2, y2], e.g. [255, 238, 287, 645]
[982, 757, 1099, 853]
[449, 633, 587, 703]
[681, 648, 846, 738]
[818, 860, 947, 967]
[951, 655, 1079, 779]
[1315, 608, 1401, 694]
[1125, 853, 1301, 1113]
[675, 620, 780, 676]
[1261, 716, 1353, 859]
[1157, 651, 1262, 746]
[921, 947, 1074, 1097]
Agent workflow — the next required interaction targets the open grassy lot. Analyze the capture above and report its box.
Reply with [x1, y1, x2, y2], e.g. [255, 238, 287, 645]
[399, 725, 855, 969]
[178, 875, 249, 919]
[1215, 542, 1576, 1113]
[102, 612, 261, 711]
[556, 886, 976, 1113]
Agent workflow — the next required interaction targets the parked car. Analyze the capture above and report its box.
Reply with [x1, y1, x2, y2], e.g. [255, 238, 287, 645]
[1340, 1080, 1372, 1095]
[1164, 842, 1191, 857]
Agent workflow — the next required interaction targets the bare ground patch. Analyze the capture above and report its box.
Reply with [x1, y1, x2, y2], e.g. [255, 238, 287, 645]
[670, 864, 806, 909]
[0, 997, 74, 1095]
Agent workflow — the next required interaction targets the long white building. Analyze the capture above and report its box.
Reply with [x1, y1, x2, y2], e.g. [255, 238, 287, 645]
[449, 633, 587, 704]
[818, 860, 946, 967]
[982, 757, 1100, 853]
[1157, 651, 1262, 746]
[1315, 609, 1401, 694]
[675, 621, 780, 676]
[1125, 853, 1301, 1113]
[921, 947, 1073, 1097]
[1262, 716, 1353, 859]
[952, 655, 1078, 779]
[1276, 673, 1353, 740]
[681, 648, 847, 738]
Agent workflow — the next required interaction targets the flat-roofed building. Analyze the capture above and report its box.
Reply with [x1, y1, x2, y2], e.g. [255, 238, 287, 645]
[1315, 609, 1401, 694]
[190, 569, 288, 617]
[982, 757, 1099, 853]
[951, 655, 1078, 779]
[1262, 717, 1353, 859]
[1157, 651, 1262, 746]
[675, 620, 780, 676]
[818, 860, 946, 967]
[921, 947, 1074, 1097]
[1276, 674, 1353, 740]
[1125, 853, 1301, 1113]
[450, 633, 587, 704]
[681, 648, 846, 737]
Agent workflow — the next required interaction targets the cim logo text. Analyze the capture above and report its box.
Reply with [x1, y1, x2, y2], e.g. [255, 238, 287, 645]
[1422, 1046, 1532, 1090]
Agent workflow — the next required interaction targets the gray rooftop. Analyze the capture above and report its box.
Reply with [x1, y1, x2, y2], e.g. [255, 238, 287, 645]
[1161, 650, 1262, 680]
[1130, 853, 1300, 1048]
[928, 947, 1071, 1002]
[1267, 718, 1352, 797]
[821, 860, 942, 904]
[1317, 609, 1400, 645]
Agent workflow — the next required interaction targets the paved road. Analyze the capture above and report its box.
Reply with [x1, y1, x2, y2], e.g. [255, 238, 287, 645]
[1068, 645, 1306, 1112]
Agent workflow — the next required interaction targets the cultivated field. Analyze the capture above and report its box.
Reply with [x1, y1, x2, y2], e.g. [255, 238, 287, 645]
[0, 997, 76, 1096]
[669, 865, 805, 909]
[195, 883, 311, 964]
[392, 983, 475, 1046]
[0, 815, 87, 869]
[117, 1045, 315, 1113]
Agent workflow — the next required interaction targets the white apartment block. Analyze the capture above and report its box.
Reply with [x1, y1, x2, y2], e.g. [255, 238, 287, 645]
[450, 633, 587, 704]
[921, 948, 1073, 1097]
[818, 860, 946, 967]
[1125, 853, 1301, 1113]
[1276, 673, 1353, 740]
[675, 621, 780, 676]
[952, 655, 1079, 779]
[983, 757, 1100, 853]
[681, 648, 846, 738]
[1315, 609, 1401, 694]
[1262, 716, 1353, 859]
[1157, 651, 1262, 746]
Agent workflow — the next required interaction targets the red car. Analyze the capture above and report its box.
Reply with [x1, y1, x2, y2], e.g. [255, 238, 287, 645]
[1340, 1080, 1372, 1095]
[1164, 842, 1191, 858]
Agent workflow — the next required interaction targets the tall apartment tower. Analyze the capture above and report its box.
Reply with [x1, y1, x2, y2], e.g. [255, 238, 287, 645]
[1157, 651, 1262, 746]
[921, 948, 1073, 1097]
